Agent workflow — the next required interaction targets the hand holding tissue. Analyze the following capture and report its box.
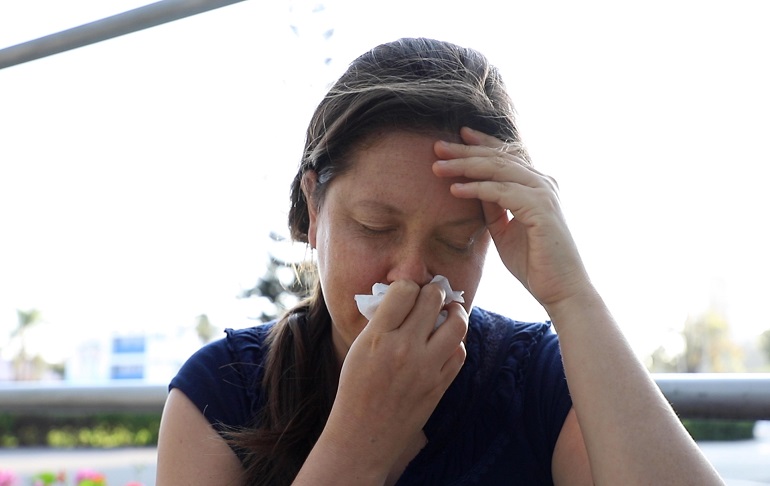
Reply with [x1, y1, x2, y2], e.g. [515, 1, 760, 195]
[354, 275, 464, 328]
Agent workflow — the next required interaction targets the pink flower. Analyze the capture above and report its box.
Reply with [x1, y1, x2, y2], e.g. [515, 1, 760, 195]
[75, 469, 106, 486]
[0, 469, 18, 486]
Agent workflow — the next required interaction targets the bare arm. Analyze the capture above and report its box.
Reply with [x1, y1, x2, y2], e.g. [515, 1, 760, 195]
[434, 127, 724, 485]
[156, 388, 244, 486]
[549, 290, 723, 485]
[552, 408, 593, 485]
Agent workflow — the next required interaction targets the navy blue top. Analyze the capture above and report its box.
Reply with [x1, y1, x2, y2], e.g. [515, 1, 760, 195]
[170, 307, 572, 485]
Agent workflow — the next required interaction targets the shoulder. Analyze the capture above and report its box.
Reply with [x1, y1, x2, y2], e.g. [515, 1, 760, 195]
[468, 307, 565, 404]
[169, 321, 276, 430]
[468, 307, 556, 375]
[469, 306, 553, 341]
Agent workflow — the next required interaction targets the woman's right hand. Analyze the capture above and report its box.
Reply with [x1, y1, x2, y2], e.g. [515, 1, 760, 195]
[297, 279, 467, 484]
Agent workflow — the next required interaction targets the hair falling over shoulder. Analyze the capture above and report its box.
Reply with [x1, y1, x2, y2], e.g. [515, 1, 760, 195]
[230, 37, 525, 484]
[228, 284, 338, 485]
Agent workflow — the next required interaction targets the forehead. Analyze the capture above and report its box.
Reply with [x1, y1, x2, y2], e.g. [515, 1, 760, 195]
[327, 130, 482, 220]
[350, 130, 439, 176]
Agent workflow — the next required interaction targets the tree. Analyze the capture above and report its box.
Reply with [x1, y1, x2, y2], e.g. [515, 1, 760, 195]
[681, 309, 743, 372]
[11, 308, 43, 380]
[195, 314, 217, 345]
[648, 307, 744, 373]
[760, 329, 770, 366]
[240, 233, 314, 323]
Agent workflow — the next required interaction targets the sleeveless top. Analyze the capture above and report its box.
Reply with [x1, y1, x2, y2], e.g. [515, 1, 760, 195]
[170, 307, 572, 485]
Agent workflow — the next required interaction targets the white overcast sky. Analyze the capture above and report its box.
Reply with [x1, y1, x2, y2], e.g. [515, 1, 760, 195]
[1, 0, 769, 365]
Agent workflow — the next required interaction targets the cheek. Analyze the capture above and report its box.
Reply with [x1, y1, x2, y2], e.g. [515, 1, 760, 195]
[450, 240, 490, 308]
[315, 226, 391, 323]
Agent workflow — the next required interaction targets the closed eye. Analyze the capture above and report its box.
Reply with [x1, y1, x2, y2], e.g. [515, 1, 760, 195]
[359, 223, 395, 236]
[440, 236, 475, 254]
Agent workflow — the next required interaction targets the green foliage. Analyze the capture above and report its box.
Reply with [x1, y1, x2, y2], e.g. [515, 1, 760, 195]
[240, 232, 315, 323]
[0, 412, 161, 448]
[31, 471, 64, 485]
[195, 313, 217, 344]
[760, 329, 770, 364]
[683, 419, 756, 441]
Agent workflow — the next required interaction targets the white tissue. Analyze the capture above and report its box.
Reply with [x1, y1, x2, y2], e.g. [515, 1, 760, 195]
[353, 275, 465, 328]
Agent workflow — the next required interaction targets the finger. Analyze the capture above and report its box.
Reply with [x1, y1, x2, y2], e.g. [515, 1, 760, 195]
[429, 303, 468, 380]
[482, 200, 511, 230]
[440, 341, 466, 387]
[428, 302, 468, 349]
[460, 127, 532, 165]
[450, 181, 560, 223]
[435, 138, 522, 162]
[438, 159, 552, 195]
[366, 280, 421, 333]
[459, 126, 507, 149]
[436, 142, 532, 170]
[433, 143, 559, 194]
[401, 281, 448, 340]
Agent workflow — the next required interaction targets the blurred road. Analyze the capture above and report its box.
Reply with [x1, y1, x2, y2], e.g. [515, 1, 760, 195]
[699, 421, 770, 485]
[1, 422, 768, 485]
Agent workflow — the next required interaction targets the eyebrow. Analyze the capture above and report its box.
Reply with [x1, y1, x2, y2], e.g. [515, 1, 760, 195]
[353, 199, 484, 229]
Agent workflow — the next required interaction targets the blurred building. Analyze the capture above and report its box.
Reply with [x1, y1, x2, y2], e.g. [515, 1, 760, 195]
[65, 328, 201, 383]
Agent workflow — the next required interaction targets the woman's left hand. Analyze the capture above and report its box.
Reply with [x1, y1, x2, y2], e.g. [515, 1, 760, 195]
[433, 127, 591, 311]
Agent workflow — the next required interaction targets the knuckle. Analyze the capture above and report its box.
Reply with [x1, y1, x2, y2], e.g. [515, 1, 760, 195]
[493, 181, 509, 195]
[390, 341, 412, 366]
[421, 281, 446, 303]
[390, 279, 420, 296]
[492, 155, 509, 170]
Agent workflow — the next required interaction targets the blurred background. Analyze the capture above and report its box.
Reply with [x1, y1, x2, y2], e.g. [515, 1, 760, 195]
[2, 0, 769, 384]
[0, 0, 769, 482]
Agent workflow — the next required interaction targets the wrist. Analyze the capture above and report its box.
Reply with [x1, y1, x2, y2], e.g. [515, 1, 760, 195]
[543, 284, 606, 332]
[296, 412, 392, 485]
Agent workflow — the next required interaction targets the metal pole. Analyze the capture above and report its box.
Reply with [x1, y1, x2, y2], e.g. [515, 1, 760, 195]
[654, 373, 770, 420]
[1, 374, 769, 418]
[0, 382, 169, 414]
[0, 0, 247, 70]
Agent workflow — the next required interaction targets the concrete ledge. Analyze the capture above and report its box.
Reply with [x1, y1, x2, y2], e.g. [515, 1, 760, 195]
[0, 381, 168, 414]
[1, 373, 769, 419]
[655, 373, 770, 420]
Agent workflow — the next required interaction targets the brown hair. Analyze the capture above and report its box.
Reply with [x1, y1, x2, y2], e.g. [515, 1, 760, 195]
[233, 37, 527, 484]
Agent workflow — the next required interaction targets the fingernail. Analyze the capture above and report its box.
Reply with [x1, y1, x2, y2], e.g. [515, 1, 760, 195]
[435, 159, 448, 166]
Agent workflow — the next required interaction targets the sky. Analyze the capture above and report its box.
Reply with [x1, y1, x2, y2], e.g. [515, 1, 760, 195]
[1, 0, 769, 367]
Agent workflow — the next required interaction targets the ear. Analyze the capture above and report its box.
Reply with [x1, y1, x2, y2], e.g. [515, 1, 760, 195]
[301, 171, 319, 248]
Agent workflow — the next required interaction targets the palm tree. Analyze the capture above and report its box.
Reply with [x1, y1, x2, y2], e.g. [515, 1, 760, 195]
[11, 308, 42, 380]
[195, 314, 217, 345]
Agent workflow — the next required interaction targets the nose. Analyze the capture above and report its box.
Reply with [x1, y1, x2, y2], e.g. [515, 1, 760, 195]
[385, 242, 433, 286]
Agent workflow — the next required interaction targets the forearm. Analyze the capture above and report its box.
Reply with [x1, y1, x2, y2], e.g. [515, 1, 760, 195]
[292, 427, 388, 486]
[547, 289, 724, 485]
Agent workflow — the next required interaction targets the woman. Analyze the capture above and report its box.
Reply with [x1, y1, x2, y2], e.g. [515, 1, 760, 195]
[157, 38, 724, 485]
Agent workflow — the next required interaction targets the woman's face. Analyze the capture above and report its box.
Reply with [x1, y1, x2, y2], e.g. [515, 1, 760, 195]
[305, 130, 491, 361]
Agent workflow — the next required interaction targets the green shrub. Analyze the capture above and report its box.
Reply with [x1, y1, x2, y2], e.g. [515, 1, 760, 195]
[683, 419, 756, 441]
[0, 412, 161, 448]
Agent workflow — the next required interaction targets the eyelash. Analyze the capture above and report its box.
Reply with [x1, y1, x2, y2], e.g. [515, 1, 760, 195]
[359, 224, 394, 235]
[357, 223, 474, 253]
[443, 239, 473, 254]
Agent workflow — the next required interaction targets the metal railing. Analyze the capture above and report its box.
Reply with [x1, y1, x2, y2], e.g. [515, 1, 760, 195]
[655, 373, 770, 420]
[0, 0, 247, 70]
[0, 381, 168, 414]
[1, 374, 769, 419]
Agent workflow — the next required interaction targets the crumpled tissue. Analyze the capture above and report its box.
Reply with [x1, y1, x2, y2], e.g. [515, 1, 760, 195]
[353, 275, 464, 328]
